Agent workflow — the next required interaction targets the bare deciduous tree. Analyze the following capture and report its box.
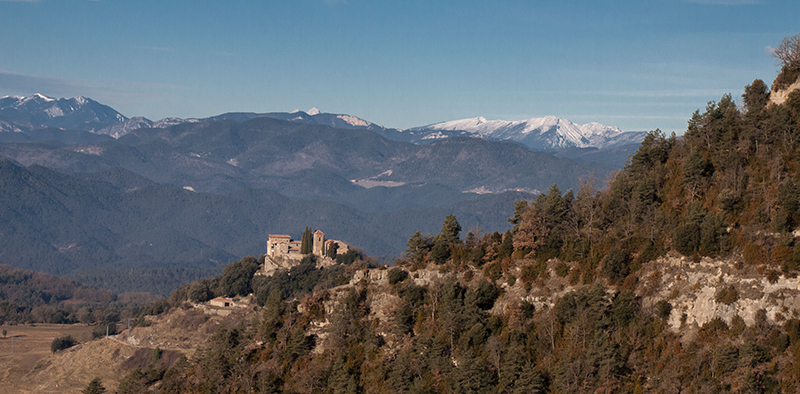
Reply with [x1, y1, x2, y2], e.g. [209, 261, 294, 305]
[773, 33, 800, 68]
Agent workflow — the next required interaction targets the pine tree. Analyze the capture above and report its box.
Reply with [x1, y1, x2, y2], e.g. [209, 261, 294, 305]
[440, 214, 462, 245]
[82, 377, 106, 394]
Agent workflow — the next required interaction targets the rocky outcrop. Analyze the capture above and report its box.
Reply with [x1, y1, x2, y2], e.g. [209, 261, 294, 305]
[770, 78, 800, 106]
[639, 252, 800, 333]
[258, 255, 337, 277]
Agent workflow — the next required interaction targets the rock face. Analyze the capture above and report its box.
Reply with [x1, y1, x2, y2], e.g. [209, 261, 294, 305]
[345, 252, 800, 344]
[259, 254, 338, 277]
[639, 252, 800, 333]
[259, 256, 299, 277]
[770, 78, 800, 106]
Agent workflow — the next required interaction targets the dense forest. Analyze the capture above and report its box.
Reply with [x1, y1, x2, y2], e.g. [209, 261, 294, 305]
[83, 47, 800, 393]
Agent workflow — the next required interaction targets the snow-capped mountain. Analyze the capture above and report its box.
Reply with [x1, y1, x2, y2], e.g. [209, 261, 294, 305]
[0, 94, 644, 154]
[406, 116, 646, 150]
[91, 117, 203, 138]
[253, 108, 400, 134]
[95, 108, 398, 138]
[0, 93, 127, 131]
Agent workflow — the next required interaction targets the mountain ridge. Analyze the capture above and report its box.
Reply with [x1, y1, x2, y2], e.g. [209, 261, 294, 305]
[0, 94, 641, 153]
[0, 93, 126, 131]
[405, 115, 647, 150]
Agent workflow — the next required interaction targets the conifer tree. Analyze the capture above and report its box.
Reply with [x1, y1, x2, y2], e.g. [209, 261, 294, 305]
[82, 377, 106, 394]
[440, 214, 462, 245]
[300, 226, 312, 254]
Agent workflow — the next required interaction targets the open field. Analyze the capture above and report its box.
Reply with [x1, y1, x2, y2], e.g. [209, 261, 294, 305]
[0, 307, 236, 393]
[0, 324, 96, 393]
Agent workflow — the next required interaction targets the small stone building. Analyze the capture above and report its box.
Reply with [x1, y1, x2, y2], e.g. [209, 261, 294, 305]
[266, 234, 303, 260]
[209, 297, 235, 308]
[267, 230, 347, 261]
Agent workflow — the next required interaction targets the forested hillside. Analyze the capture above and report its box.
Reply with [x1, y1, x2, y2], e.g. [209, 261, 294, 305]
[0, 158, 534, 294]
[0, 264, 159, 328]
[86, 65, 800, 393]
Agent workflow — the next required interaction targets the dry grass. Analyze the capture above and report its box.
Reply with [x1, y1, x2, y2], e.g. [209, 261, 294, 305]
[0, 306, 257, 393]
[0, 323, 95, 393]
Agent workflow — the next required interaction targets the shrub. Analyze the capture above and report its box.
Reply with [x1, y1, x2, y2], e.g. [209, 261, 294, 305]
[506, 273, 517, 286]
[465, 280, 500, 310]
[655, 300, 672, 320]
[51, 335, 77, 353]
[602, 247, 631, 283]
[554, 261, 570, 277]
[715, 285, 739, 305]
[520, 264, 538, 287]
[335, 249, 363, 265]
[217, 256, 261, 297]
[387, 267, 408, 285]
[483, 262, 502, 281]
[714, 343, 740, 376]
[396, 282, 425, 307]
[743, 242, 763, 265]
[766, 270, 781, 284]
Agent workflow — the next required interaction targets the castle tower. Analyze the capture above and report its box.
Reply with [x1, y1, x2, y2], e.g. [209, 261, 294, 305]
[267, 234, 291, 258]
[313, 230, 325, 257]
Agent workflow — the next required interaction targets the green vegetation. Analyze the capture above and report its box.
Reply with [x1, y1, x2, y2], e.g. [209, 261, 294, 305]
[121, 257, 800, 393]
[50, 335, 77, 353]
[0, 264, 152, 326]
[301, 226, 312, 255]
[82, 377, 106, 394]
[107, 53, 800, 393]
[11, 33, 800, 394]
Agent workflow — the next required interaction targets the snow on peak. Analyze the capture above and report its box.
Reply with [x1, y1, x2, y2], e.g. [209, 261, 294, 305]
[337, 114, 370, 127]
[307, 107, 320, 116]
[32, 93, 55, 102]
[17, 93, 55, 106]
[420, 115, 626, 149]
[44, 105, 64, 117]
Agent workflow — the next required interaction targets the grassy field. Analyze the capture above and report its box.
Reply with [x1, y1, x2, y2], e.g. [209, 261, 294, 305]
[0, 324, 95, 393]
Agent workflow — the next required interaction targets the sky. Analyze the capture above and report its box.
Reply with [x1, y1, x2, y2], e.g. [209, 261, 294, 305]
[0, 0, 797, 133]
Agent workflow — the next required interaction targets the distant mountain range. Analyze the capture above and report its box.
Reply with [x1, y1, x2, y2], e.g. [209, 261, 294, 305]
[0, 93, 126, 131]
[0, 93, 641, 293]
[403, 116, 647, 150]
[0, 116, 600, 197]
[0, 94, 646, 151]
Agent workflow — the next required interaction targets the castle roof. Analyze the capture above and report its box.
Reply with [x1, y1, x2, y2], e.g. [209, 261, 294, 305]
[268, 234, 291, 239]
[314, 230, 324, 235]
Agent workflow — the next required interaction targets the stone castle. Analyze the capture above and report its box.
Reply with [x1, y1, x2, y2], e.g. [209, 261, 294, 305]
[266, 230, 348, 261]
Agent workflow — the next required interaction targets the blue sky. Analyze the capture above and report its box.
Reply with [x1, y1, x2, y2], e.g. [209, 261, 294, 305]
[0, 0, 797, 133]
